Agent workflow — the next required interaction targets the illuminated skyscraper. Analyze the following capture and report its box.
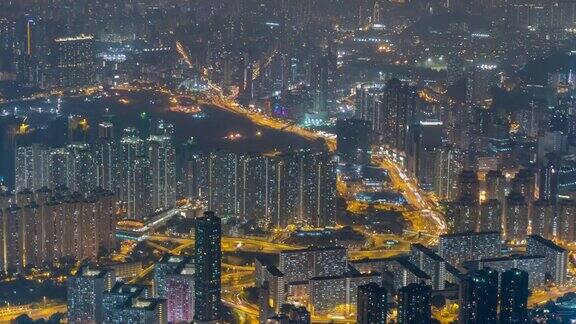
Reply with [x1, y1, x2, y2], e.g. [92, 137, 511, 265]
[505, 192, 529, 242]
[485, 170, 505, 201]
[190, 149, 335, 228]
[459, 268, 499, 324]
[310, 51, 336, 118]
[298, 151, 337, 227]
[279, 246, 348, 283]
[397, 282, 431, 324]
[21, 199, 41, 267]
[102, 283, 150, 323]
[268, 153, 300, 227]
[466, 63, 497, 104]
[309, 276, 347, 315]
[539, 153, 560, 203]
[48, 148, 69, 188]
[206, 152, 238, 216]
[94, 122, 117, 193]
[15, 143, 49, 192]
[438, 231, 501, 267]
[526, 235, 567, 284]
[255, 258, 285, 314]
[102, 282, 167, 324]
[238, 154, 269, 225]
[357, 283, 387, 324]
[67, 266, 115, 324]
[557, 199, 576, 242]
[435, 144, 464, 200]
[67, 143, 96, 195]
[0, 18, 17, 74]
[53, 34, 96, 88]
[380, 78, 418, 152]
[355, 83, 383, 134]
[479, 199, 502, 232]
[409, 244, 447, 290]
[531, 199, 553, 239]
[166, 263, 196, 323]
[130, 156, 152, 220]
[148, 134, 176, 212]
[450, 196, 480, 232]
[120, 129, 146, 219]
[153, 254, 192, 298]
[499, 269, 529, 324]
[407, 120, 444, 191]
[336, 118, 370, 165]
[194, 212, 222, 323]
[4, 203, 23, 273]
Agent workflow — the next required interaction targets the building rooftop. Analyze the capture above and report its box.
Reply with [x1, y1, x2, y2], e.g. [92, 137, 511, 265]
[109, 282, 148, 297]
[280, 245, 347, 254]
[309, 275, 346, 281]
[76, 265, 113, 278]
[129, 298, 164, 311]
[480, 254, 545, 263]
[55, 34, 94, 42]
[266, 264, 284, 277]
[528, 235, 566, 253]
[440, 231, 500, 239]
[396, 258, 431, 280]
[412, 244, 445, 262]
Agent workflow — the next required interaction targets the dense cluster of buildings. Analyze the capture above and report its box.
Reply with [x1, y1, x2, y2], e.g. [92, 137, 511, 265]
[255, 246, 382, 318]
[0, 187, 116, 273]
[3, 0, 576, 322]
[68, 212, 222, 324]
[255, 230, 566, 321]
[345, 80, 466, 199]
[14, 119, 177, 221]
[184, 150, 337, 228]
[446, 168, 576, 244]
[0, 17, 96, 89]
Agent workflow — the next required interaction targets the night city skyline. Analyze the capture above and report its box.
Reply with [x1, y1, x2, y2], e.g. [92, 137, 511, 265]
[1, 0, 576, 323]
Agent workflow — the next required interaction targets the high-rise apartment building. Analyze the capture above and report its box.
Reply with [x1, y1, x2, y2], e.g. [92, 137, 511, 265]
[479, 199, 502, 232]
[53, 35, 95, 88]
[409, 243, 447, 290]
[194, 212, 222, 323]
[397, 282, 431, 324]
[67, 266, 115, 324]
[438, 231, 501, 267]
[148, 134, 176, 213]
[189, 150, 336, 228]
[557, 199, 576, 242]
[499, 268, 529, 324]
[357, 283, 387, 324]
[336, 118, 371, 165]
[526, 235, 567, 284]
[153, 254, 193, 298]
[15, 143, 49, 192]
[505, 192, 529, 242]
[0, 188, 115, 272]
[459, 268, 499, 323]
[166, 263, 196, 323]
[95, 122, 117, 193]
[531, 199, 553, 239]
[129, 156, 152, 220]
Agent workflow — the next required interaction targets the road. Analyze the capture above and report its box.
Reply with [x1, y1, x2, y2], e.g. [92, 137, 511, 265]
[373, 155, 446, 239]
[0, 303, 66, 322]
[529, 285, 576, 307]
